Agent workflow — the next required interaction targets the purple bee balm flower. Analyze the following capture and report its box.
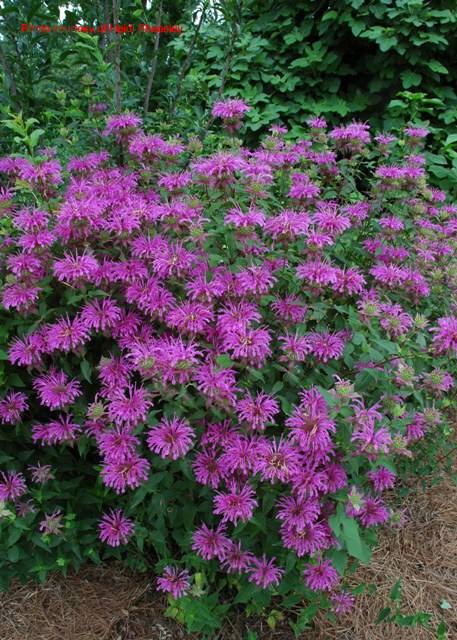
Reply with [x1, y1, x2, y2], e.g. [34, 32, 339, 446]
[332, 266, 366, 296]
[103, 112, 142, 136]
[280, 521, 330, 556]
[166, 300, 214, 335]
[201, 420, 239, 449]
[192, 448, 229, 488]
[217, 299, 262, 333]
[97, 355, 133, 387]
[220, 434, 265, 474]
[16, 499, 36, 516]
[80, 298, 122, 331]
[191, 522, 231, 560]
[212, 99, 250, 134]
[358, 493, 389, 527]
[247, 554, 284, 589]
[7, 251, 44, 278]
[264, 209, 310, 242]
[157, 566, 191, 599]
[331, 588, 355, 615]
[223, 326, 272, 367]
[279, 331, 311, 364]
[254, 437, 302, 483]
[39, 509, 64, 536]
[307, 116, 327, 130]
[192, 152, 247, 189]
[147, 414, 195, 460]
[36, 414, 82, 446]
[213, 482, 258, 526]
[28, 462, 54, 485]
[107, 384, 152, 426]
[289, 463, 329, 499]
[0, 391, 28, 424]
[403, 126, 429, 141]
[157, 171, 192, 193]
[101, 454, 150, 494]
[97, 426, 141, 463]
[275, 495, 321, 530]
[330, 120, 370, 152]
[98, 509, 135, 546]
[286, 403, 335, 454]
[236, 265, 277, 296]
[366, 466, 396, 491]
[0, 470, 27, 502]
[430, 316, 457, 356]
[224, 204, 266, 229]
[52, 251, 99, 284]
[46, 314, 91, 352]
[296, 259, 337, 288]
[350, 421, 392, 460]
[1, 282, 42, 315]
[271, 294, 307, 324]
[235, 391, 279, 431]
[193, 363, 240, 408]
[269, 124, 288, 135]
[220, 540, 255, 574]
[308, 330, 345, 362]
[212, 98, 250, 120]
[303, 556, 339, 592]
[152, 242, 196, 279]
[325, 461, 348, 492]
[32, 368, 82, 410]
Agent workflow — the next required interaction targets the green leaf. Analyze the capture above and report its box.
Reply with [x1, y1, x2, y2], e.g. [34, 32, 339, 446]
[390, 578, 402, 602]
[401, 70, 422, 89]
[354, 368, 382, 392]
[234, 581, 258, 603]
[80, 360, 91, 383]
[216, 354, 235, 369]
[437, 616, 446, 638]
[444, 134, 457, 147]
[376, 607, 392, 624]
[7, 546, 19, 563]
[427, 60, 448, 74]
[29, 129, 45, 148]
[7, 527, 22, 548]
[8, 373, 25, 387]
[325, 549, 348, 576]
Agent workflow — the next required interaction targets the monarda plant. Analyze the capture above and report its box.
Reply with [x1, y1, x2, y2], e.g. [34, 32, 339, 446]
[0, 105, 456, 636]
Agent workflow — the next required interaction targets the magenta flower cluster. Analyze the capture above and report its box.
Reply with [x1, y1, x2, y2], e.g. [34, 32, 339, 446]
[0, 107, 455, 620]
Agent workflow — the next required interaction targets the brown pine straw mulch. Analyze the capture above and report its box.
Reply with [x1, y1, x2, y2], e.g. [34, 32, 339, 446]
[1, 441, 457, 639]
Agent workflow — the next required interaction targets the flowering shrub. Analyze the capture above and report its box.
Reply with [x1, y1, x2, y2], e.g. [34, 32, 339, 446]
[0, 105, 456, 635]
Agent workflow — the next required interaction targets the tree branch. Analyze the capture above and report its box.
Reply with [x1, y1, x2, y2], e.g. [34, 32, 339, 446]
[0, 43, 21, 112]
[112, 0, 121, 113]
[167, 7, 205, 125]
[104, 0, 113, 63]
[144, 1, 163, 113]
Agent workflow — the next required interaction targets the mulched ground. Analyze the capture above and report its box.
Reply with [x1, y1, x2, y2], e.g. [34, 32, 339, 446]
[1, 440, 456, 639]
